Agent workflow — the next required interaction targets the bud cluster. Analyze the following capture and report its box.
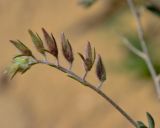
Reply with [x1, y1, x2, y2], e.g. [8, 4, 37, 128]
[3, 28, 107, 88]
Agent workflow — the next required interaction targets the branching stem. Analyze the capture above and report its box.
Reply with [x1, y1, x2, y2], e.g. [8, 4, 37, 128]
[37, 60, 137, 127]
[127, 0, 160, 98]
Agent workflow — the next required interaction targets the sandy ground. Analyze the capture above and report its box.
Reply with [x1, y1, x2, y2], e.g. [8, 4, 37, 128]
[0, 0, 160, 128]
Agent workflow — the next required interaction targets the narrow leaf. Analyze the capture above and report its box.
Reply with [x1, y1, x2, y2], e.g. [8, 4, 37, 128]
[96, 55, 106, 82]
[42, 28, 58, 58]
[61, 33, 74, 64]
[147, 112, 155, 128]
[10, 40, 32, 56]
[28, 29, 45, 55]
[137, 121, 148, 128]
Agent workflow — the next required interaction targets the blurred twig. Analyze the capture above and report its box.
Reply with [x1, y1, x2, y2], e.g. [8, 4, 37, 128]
[125, 0, 160, 98]
[122, 37, 146, 59]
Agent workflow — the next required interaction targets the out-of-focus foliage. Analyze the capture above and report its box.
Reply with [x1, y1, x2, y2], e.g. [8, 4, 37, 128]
[137, 113, 155, 128]
[146, 4, 160, 16]
[78, 0, 97, 8]
[124, 34, 160, 79]
[146, 1, 160, 17]
[78, 0, 160, 81]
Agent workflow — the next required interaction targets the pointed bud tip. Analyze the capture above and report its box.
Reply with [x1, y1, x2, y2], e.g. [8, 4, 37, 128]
[28, 29, 32, 34]
[61, 36, 74, 64]
[42, 28, 48, 35]
[87, 41, 91, 45]
[10, 40, 14, 43]
[41, 27, 45, 31]
[96, 54, 106, 82]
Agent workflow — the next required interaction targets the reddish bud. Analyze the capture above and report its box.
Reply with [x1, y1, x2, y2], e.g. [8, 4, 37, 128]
[42, 28, 58, 58]
[96, 55, 106, 82]
[79, 42, 96, 71]
[61, 33, 74, 64]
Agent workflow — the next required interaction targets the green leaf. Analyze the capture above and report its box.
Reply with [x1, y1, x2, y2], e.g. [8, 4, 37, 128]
[146, 112, 155, 128]
[28, 29, 45, 56]
[146, 4, 160, 17]
[137, 121, 148, 128]
[3, 56, 37, 79]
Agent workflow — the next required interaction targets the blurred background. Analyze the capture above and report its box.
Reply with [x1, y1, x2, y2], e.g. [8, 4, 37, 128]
[0, 0, 160, 128]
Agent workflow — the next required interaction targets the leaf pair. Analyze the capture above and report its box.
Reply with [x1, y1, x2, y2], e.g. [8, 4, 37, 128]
[10, 30, 47, 59]
[42, 29, 74, 67]
[137, 112, 155, 128]
[79, 42, 106, 82]
[78, 42, 96, 72]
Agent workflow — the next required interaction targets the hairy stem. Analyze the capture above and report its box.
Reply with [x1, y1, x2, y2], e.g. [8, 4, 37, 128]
[127, 0, 160, 98]
[37, 60, 137, 127]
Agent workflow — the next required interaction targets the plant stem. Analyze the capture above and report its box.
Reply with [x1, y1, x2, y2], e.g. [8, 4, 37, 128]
[83, 71, 88, 80]
[68, 63, 72, 70]
[127, 0, 160, 98]
[37, 60, 137, 127]
[56, 58, 60, 66]
[98, 81, 104, 89]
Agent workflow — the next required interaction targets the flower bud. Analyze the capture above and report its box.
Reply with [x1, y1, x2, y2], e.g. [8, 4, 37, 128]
[78, 42, 96, 72]
[96, 55, 106, 82]
[61, 33, 74, 64]
[10, 40, 32, 56]
[42, 28, 58, 58]
[28, 29, 45, 56]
